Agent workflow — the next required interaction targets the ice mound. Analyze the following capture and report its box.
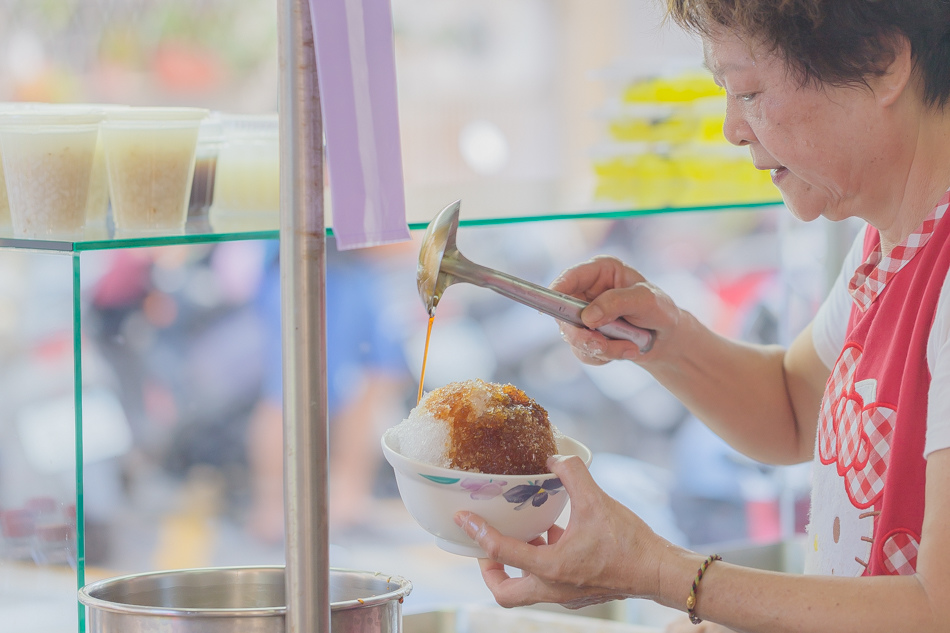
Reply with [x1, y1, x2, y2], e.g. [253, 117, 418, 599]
[389, 399, 452, 468]
[389, 379, 558, 475]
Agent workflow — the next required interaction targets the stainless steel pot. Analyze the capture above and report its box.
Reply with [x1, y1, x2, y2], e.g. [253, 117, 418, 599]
[78, 566, 412, 633]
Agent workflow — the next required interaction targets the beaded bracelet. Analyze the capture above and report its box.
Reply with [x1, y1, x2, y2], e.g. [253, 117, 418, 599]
[686, 554, 721, 624]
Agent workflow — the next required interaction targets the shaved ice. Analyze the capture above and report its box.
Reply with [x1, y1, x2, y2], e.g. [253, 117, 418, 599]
[388, 379, 558, 475]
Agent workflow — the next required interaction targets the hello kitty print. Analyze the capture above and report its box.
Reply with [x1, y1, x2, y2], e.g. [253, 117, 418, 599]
[817, 344, 895, 510]
[808, 344, 898, 575]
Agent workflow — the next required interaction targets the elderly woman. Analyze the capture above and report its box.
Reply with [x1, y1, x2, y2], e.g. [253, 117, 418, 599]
[453, 1, 950, 631]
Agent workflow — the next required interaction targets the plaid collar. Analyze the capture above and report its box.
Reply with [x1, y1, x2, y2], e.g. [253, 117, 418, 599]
[848, 189, 950, 311]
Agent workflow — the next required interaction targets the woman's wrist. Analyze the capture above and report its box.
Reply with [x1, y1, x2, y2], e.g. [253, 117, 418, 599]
[638, 306, 703, 374]
[654, 545, 708, 611]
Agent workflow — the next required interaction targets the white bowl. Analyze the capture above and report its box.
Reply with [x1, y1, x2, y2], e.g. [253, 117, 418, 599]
[381, 428, 592, 557]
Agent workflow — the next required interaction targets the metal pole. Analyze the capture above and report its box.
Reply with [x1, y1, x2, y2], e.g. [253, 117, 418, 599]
[277, 1, 330, 632]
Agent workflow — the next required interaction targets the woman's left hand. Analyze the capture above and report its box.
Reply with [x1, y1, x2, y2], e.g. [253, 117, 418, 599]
[454, 454, 672, 609]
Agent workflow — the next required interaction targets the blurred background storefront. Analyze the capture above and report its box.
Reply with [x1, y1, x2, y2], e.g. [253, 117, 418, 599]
[0, 1, 861, 630]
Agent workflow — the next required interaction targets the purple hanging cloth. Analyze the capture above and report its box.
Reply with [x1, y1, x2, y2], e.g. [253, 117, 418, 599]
[310, 0, 411, 250]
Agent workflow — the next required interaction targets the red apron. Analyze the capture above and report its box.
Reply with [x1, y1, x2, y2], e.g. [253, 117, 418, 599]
[809, 190, 950, 576]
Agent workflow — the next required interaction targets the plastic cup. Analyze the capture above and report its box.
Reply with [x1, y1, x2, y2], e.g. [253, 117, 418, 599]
[188, 114, 224, 226]
[0, 104, 32, 229]
[101, 107, 209, 235]
[0, 148, 10, 229]
[0, 103, 92, 232]
[81, 104, 131, 231]
[0, 109, 102, 239]
[209, 113, 279, 232]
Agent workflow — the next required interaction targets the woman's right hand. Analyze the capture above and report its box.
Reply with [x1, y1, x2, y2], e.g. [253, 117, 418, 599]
[549, 255, 681, 365]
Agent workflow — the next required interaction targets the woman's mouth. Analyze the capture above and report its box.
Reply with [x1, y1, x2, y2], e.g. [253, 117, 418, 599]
[770, 166, 788, 184]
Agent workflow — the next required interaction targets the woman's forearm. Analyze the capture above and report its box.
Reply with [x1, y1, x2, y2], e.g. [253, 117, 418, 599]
[642, 311, 820, 465]
[655, 547, 939, 633]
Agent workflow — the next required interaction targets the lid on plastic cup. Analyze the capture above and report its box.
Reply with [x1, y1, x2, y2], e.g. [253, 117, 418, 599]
[104, 107, 210, 122]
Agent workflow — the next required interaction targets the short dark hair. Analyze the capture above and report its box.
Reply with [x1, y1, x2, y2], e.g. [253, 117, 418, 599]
[666, 0, 950, 108]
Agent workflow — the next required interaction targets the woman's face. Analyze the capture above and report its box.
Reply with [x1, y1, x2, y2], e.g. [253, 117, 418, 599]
[703, 28, 891, 224]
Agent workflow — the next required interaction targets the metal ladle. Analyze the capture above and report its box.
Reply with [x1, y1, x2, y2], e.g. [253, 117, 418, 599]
[417, 200, 656, 353]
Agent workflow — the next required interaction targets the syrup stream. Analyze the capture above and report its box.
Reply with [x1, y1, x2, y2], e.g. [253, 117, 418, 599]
[417, 315, 435, 405]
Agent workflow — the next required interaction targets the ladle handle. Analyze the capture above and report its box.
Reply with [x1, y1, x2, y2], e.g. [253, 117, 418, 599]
[539, 290, 656, 354]
[445, 256, 656, 353]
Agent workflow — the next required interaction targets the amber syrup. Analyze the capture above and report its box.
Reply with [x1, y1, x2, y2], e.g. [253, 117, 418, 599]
[417, 315, 435, 405]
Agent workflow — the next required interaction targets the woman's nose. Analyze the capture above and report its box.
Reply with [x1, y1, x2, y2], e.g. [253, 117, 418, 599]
[722, 99, 755, 147]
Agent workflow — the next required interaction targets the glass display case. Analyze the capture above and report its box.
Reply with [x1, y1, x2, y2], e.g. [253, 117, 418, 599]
[0, 1, 855, 632]
[0, 201, 846, 632]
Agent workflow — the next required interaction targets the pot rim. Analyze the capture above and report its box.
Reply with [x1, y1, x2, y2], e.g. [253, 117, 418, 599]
[78, 565, 412, 618]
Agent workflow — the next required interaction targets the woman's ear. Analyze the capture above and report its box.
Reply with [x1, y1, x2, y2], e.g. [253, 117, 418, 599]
[873, 34, 913, 107]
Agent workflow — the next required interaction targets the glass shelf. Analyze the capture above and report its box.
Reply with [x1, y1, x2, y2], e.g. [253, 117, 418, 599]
[0, 226, 280, 253]
[0, 198, 783, 254]
[436, 199, 783, 228]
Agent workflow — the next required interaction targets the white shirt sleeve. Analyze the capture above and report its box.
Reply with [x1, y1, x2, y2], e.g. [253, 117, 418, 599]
[926, 263, 950, 457]
[811, 228, 867, 370]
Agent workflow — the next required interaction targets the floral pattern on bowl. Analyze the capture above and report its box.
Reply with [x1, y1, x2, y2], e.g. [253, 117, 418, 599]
[420, 474, 564, 509]
[382, 428, 591, 557]
[503, 479, 563, 509]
